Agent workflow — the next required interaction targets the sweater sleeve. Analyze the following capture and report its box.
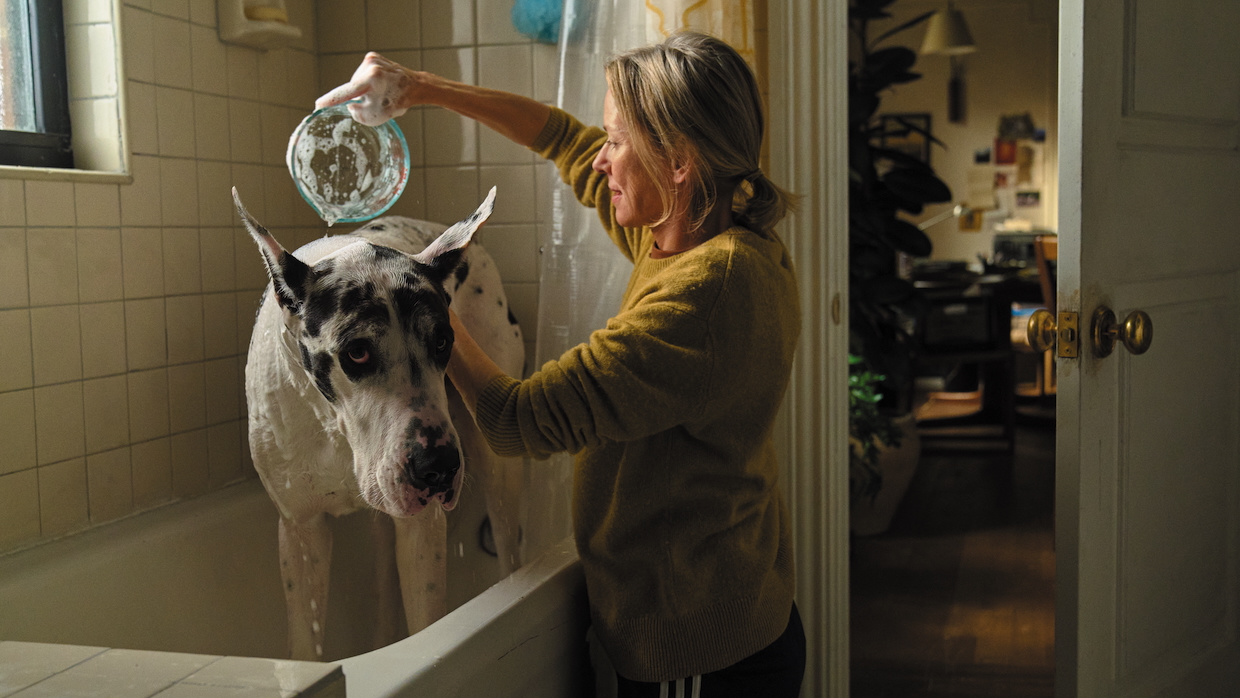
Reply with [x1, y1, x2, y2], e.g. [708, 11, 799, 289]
[530, 107, 645, 261]
[473, 292, 716, 459]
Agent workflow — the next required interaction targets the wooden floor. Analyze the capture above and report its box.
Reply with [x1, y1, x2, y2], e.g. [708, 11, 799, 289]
[850, 419, 1056, 697]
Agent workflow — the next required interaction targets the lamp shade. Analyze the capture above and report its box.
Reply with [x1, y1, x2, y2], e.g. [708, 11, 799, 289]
[920, 7, 977, 55]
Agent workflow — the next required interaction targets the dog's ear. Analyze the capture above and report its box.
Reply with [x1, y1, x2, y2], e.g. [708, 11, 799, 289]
[234, 187, 312, 313]
[413, 186, 495, 284]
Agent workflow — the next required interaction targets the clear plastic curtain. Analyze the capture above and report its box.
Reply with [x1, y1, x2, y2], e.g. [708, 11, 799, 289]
[536, 0, 759, 370]
[521, 0, 759, 561]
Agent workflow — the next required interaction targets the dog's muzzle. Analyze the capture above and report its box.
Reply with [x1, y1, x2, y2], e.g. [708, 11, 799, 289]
[405, 440, 460, 498]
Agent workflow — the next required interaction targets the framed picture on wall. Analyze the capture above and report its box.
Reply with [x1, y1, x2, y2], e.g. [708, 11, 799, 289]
[878, 113, 932, 166]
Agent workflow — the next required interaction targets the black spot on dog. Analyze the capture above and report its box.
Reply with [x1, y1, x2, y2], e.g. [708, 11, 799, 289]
[341, 282, 376, 309]
[310, 351, 336, 402]
[372, 245, 400, 261]
[474, 286, 484, 294]
[496, 298, 504, 307]
[339, 282, 391, 334]
[366, 222, 387, 232]
[507, 308, 518, 326]
[393, 287, 445, 334]
[453, 261, 470, 292]
[303, 286, 340, 338]
[298, 341, 313, 372]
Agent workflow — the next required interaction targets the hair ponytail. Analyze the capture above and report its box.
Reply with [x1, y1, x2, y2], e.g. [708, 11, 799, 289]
[734, 172, 798, 235]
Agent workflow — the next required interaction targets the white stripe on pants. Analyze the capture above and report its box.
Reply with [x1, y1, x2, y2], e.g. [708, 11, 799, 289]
[660, 676, 701, 698]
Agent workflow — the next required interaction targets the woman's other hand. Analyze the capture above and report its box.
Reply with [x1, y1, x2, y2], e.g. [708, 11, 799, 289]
[316, 52, 426, 127]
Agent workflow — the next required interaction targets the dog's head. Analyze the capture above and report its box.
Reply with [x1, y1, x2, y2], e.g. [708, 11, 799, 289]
[235, 187, 496, 518]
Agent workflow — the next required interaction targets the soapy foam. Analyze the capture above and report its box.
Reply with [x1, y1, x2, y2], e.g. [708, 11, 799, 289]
[288, 107, 399, 226]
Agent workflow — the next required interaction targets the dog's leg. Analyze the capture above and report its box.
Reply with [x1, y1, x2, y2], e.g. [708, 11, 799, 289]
[479, 451, 524, 575]
[485, 452, 524, 575]
[370, 513, 405, 648]
[393, 506, 448, 634]
[278, 514, 333, 661]
[462, 423, 524, 575]
[448, 388, 523, 575]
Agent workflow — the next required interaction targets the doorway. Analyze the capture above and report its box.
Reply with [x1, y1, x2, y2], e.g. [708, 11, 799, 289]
[847, 1, 1059, 695]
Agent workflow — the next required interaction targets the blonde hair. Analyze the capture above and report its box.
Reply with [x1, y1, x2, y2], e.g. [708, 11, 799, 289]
[604, 30, 796, 235]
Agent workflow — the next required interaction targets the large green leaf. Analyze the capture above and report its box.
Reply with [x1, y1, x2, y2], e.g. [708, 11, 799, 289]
[881, 167, 952, 205]
[858, 47, 918, 92]
[871, 10, 936, 48]
[850, 0, 898, 20]
[885, 218, 933, 257]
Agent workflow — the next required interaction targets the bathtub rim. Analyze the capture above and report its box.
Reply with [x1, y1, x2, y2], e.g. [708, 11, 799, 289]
[340, 536, 586, 698]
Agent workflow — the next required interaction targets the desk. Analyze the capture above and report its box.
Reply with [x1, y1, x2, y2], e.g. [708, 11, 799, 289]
[912, 270, 1042, 451]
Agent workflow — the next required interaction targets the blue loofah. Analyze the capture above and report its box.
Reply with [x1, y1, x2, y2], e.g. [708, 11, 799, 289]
[511, 0, 561, 44]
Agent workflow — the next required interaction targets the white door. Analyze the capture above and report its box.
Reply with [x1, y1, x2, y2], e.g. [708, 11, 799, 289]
[1057, 0, 1240, 695]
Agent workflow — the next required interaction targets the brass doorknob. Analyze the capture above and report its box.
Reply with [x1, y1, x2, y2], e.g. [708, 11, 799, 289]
[1026, 309, 1057, 353]
[1091, 307, 1153, 358]
[1025, 309, 1080, 358]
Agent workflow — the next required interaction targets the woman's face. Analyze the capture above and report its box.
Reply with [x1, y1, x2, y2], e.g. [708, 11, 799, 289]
[593, 90, 664, 228]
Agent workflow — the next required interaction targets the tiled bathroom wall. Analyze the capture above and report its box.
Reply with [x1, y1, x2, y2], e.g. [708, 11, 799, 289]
[0, 0, 323, 556]
[0, 0, 558, 557]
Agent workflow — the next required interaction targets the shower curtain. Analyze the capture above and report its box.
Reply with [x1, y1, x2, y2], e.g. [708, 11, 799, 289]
[520, 0, 761, 562]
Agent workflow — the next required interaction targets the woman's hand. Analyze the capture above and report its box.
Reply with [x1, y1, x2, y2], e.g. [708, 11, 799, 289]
[446, 307, 507, 417]
[316, 52, 429, 127]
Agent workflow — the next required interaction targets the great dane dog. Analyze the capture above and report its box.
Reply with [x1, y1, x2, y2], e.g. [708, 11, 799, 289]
[236, 187, 524, 660]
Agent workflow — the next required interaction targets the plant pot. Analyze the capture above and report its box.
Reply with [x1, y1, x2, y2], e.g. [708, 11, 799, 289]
[850, 414, 921, 536]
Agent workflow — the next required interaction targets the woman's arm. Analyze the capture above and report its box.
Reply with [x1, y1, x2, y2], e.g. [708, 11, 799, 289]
[446, 308, 507, 417]
[317, 52, 551, 147]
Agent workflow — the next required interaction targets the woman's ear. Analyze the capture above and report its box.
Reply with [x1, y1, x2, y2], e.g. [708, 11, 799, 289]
[671, 158, 691, 185]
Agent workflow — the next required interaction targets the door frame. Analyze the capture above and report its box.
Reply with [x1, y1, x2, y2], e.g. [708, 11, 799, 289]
[768, 2, 852, 696]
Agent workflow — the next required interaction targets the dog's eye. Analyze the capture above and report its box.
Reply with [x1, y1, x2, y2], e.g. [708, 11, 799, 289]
[343, 343, 371, 364]
[432, 328, 453, 363]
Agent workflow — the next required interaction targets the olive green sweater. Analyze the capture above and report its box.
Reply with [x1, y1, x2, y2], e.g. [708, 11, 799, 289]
[473, 108, 801, 682]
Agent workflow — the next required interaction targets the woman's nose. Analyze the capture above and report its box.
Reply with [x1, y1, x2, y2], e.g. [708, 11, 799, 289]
[592, 149, 607, 173]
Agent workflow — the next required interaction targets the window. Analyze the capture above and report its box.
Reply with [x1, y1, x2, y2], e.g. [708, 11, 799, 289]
[0, 0, 72, 168]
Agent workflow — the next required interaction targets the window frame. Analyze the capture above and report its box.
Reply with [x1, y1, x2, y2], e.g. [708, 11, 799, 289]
[0, 0, 73, 168]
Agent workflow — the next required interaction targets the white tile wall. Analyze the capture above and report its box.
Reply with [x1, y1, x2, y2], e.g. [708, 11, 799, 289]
[1, 0, 561, 556]
[191, 25, 230, 96]
[0, 181, 26, 225]
[152, 15, 194, 89]
[30, 305, 84, 385]
[28, 228, 80, 305]
[421, 0, 474, 47]
[0, 311, 33, 392]
[0, 229, 29, 306]
[26, 182, 77, 227]
[0, 391, 37, 476]
[368, 0, 420, 51]
[76, 185, 123, 227]
[157, 88, 199, 158]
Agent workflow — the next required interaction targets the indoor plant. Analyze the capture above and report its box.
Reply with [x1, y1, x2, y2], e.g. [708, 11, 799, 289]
[847, 0, 951, 521]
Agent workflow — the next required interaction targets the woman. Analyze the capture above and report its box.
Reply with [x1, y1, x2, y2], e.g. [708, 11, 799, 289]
[319, 31, 804, 696]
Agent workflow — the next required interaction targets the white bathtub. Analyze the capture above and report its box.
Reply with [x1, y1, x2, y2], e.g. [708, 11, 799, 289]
[0, 480, 589, 697]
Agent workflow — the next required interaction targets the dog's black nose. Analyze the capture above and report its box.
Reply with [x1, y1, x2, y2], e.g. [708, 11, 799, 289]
[406, 441, 460, 492]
